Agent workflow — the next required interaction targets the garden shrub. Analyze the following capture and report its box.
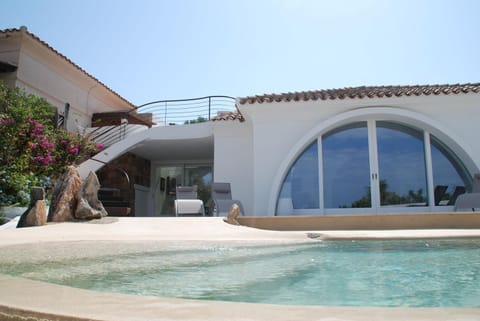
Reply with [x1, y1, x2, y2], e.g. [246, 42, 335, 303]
[0, 82, 103, 206]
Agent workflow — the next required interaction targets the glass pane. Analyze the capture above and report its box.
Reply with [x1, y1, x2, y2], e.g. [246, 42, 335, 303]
[185, 165, 213, 212]
[277, 141, 319, 214]
[323, 123, 371, 208]
[430, 135, 470, 206]
[376, 122, 427, 207]
[156, 166, 183, 215]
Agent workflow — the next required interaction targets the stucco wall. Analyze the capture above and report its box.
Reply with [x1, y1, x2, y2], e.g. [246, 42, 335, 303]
[1, 30, 134, 134]
[213, 121, 254, 215]
[236, 92, 480, 216]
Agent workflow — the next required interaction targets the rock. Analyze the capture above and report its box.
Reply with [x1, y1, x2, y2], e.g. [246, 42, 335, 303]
[225, 203, 241, 225]
[74, 171, 108, 220]
[48, 166, 82, 222]
[17, 187, 47, 228]
[17, 200, 47, 228]
[75, 198, 104, 219]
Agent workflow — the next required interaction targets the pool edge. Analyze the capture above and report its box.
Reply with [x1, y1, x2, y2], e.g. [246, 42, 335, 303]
[1, 274, 479, 321]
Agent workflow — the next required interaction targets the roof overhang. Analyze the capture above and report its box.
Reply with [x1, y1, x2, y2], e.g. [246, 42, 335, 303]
[129, 136, 214, 162]
[92, 111, 155, 127]
[120, 122, 215, 162]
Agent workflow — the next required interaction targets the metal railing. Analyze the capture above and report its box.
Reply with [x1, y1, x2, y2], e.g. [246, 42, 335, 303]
[88, 123, 130, 147]
[89, 96, 237, 147]
[134, 95, 236, 126]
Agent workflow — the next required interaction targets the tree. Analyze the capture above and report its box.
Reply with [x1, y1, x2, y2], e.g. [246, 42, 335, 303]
[184, 116, 207, 124]
[349, 179, 426, 208]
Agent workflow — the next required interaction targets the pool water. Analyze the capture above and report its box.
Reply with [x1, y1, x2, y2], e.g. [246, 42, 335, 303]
[0, 239, 479, 307]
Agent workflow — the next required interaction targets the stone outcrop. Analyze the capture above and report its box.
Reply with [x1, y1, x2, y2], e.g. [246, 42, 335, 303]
[48, 166, 107, 222]
[48, 166, 82, 222]
[225, 203, 241, 225]
[17, 187, 47, 228]
[75, 172, 108, 219]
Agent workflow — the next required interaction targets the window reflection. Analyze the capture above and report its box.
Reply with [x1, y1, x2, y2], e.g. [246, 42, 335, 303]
[276, 119, 472, 214]
[277, 141, 319, 214]
[322, 123, 371, 208]
[376, 122, 427, 207]
[430, 135, 469, 205]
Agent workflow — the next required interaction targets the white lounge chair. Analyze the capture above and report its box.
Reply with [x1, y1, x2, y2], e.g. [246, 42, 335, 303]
[211, 182, 244, 217]
[174, 185, 205, 216]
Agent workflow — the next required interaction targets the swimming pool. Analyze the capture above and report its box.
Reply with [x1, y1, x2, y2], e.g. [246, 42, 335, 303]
[0, 239, 478, 307]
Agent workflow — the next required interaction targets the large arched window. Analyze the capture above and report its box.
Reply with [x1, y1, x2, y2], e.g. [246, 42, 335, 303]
[276, 120, 471, 215]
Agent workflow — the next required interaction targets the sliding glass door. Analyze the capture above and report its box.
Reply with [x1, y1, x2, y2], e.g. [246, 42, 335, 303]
[322, 123, 371, 209]
[323, 121, 429, 212]
[376, 122, 428, 208]
[154, 164, 212, 216]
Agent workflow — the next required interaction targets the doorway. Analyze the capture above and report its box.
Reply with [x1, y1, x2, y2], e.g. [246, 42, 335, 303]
[153, 164, 213, 215]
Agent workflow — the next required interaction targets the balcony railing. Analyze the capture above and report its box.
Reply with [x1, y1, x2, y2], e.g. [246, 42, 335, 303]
[135, 95, 236, 126]
[89, 95, 237, 147]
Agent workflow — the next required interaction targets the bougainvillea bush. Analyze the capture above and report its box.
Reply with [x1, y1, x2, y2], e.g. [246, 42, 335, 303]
[0, 82, 103, 206]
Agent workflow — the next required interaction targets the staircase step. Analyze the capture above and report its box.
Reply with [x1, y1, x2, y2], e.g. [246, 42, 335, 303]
[105, 207, 131, 217]
[99, 195, 124, 202]
[101, 200, 130, 207]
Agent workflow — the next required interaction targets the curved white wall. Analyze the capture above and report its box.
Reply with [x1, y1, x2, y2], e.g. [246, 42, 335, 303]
[78, 122, 214, 179]
[234, 93, 480, 216]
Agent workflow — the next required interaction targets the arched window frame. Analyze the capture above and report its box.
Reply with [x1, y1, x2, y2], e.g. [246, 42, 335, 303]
[269, 107, 478, 215]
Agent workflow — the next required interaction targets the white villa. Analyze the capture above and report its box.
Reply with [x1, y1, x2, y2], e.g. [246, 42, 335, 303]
[1, 27, 480, 223]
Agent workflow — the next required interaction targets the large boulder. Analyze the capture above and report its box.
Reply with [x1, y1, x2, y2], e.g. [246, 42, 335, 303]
[75, 171, 108, 219]
[48, 166, 82, 222]
[17, 187, 47, 228]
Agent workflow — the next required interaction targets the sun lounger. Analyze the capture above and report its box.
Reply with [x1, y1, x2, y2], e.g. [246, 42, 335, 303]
[174, 185, 205, 216]
[211, 182, 244, 217]
[454, 173, 480, 211]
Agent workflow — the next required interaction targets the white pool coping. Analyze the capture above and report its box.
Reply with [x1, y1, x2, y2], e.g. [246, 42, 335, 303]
[1, 217, 480, 321]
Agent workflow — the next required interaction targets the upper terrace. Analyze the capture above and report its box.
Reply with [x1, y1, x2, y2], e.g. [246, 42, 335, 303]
[88, 95, 240, 147]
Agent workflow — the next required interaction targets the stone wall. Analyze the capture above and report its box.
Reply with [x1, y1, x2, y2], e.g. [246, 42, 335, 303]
[96, 153, 150, 216]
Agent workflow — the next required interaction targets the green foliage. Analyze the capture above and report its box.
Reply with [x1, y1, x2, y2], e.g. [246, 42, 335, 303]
[184, 116, 207, 124]
[0, 82, 103, 206]
[349, 179, 427, 208]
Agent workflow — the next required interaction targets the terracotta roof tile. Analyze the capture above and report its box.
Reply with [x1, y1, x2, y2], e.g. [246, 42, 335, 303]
[0, 27, 135, 109]
[238, 83, 480, 105]
[211, 111, 245, 122]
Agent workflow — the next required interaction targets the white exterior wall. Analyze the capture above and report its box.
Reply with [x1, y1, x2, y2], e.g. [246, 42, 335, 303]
[236, 92, 480, 216]
[1, 30, 134, 133]
[213, 121, 254, 215]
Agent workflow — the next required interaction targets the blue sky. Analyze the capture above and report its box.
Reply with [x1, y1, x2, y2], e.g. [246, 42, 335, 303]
[1, 0, 479, 105]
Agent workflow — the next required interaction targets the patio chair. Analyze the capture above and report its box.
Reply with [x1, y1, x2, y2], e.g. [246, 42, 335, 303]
[454, 173, 480, 211]
[447, 186, 466, 205]
[434, 185, 448, 206]
[472, 173, 480, 193]
[174, 185, 205, 216]
[211, 182, 244, 217]
[455, 193, 480, 211]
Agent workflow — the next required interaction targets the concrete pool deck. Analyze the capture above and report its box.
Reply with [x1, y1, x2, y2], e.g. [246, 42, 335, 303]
[1, 217, 480, 321]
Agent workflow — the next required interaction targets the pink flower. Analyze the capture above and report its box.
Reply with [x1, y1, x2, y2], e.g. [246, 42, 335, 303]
[39, 138, 54, 150]
[69, 147, 79, 155]
[95, 143, 104, 150]
[66, 144, 79, 155]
